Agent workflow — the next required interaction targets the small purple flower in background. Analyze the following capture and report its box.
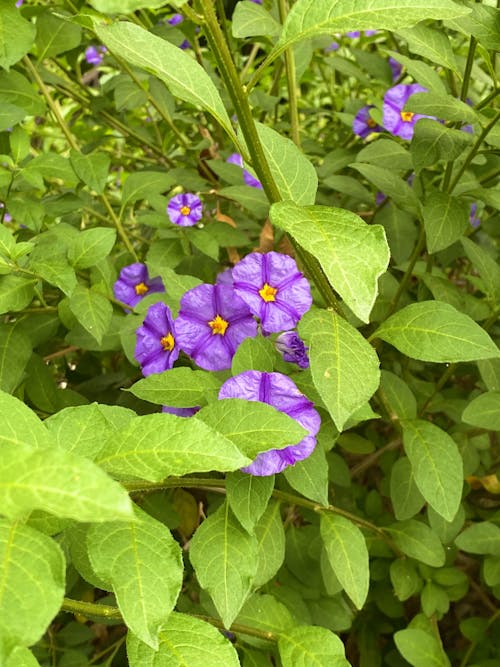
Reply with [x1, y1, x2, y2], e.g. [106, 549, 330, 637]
[219, 371, 321, 476]
[113, 262, 164, 309]
[232, 252, 312, 333]
[325, 41, 339, 52]
[15, 0, 24, 7]
[162, 405, 199, 418]
[176, 283, 257, 371]
[382, 83, 436, 140]
[135, 302, 180, 376]
[346, 30, 377, 38]
[179, 39, 191, 50]
[388, 57, 402, 81]
[275, 331, 309, 369]
[85, 45, 107, 66]
[226, 153, 263, 189]
[167, 193, 203, 227]
[469, 203, 480, 229]
[376, 191, 386, 206]
[249, 0, 263, 3]
[353, 104, 382, 139]
[168, 13, 183, 25]
[0, 203, 12, 223]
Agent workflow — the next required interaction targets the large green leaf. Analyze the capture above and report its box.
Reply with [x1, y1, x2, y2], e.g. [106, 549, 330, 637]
[196, 398, 307, 460]
[89, 0, 169, 11]
[226, 471, 274, 533]
[88, 507, 183, 649]
[455, 522, 500, 556]
[402, 420, 463, 521]
[373, 301, 499, 362]
[232, 1, 281, 38]
[93, 20, 236, 143]
[395, 628, 450, 667]
[278, 625, 349, 667]
[128, 367, 220, 407]
[271, 202, 389, 322]
[0, 275, 36, 313]
[411, 120, 473, 173]
[70, 151, 110, 195]
[396, 25, 457, 73]
[0, 325, 31, 394]
[236, 594, 294, 642]
[35, 12, 81, 59]
[190, 501, 258, 627]
[0, 0, 36, 70]
[0, 70, 46, 116]
[253, 500, 285, 587]
[126, 612, 241, 667]
[96, 412, 251, 480]
[283, 445, 329, 506]
[69, 285, 113, 345]
[462, 392, 500, 431]
[320, 514, 369, 609]
[68, 228, 116, 269]
[387, 520, 445, 566]
[423, 192, 469, 254]
[299, 309, 380, 431]
[257, 124, 318, 206]
[0, 520, 65, 650]
[405, 92, 477, 124]
[0, 389, 52, 450]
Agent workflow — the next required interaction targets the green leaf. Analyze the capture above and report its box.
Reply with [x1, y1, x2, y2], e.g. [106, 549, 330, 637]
[93, 20, 236, 143]
[320, 514, 369, 609]
[423, 191, 469, 254]
[232, 1, 281, 38]
[0, 520, 65, 650]
[254, 499, 285, 587]
[462, 237, 500, 306]
[299, 309, 380, 431]
[196, 398, 307, 460]
[0, 389, 51, 450]
[190, 501, 258, 627]
[406, 92, 477, 124]
[96, 412, 251, 480]
[455, 522, 500, 556]
[386, 52, 447, 95]
[278, 625, 349, 667]
[390, 458, 425, 521]
[237, 594, 294, 643]
[128, 367, 220, 407]
[350, 162, 419, 212]
[35, 12, 82, 59]
[0, 0, 36, 70]
[396, 25, 457, 73]
[390, 559, 422, 602]
[0, 102, 26, 131]
[70, 150, 110, 195]
[0, 70, 46, 116]
[122, 170, 175, 208]
[6, 647, 42, 667]
[394, 628, 450, 667]
[24, 353, 61, 414]
[379, 370, 417, 420]
[447, 3, 500, 51]
[126, 612, 241, 667]
[89, 0, 169, 11]
[373, 301, 500, 362]
[402, 419, 463, 521]
[88, 507, 183, 649]
[29, 250, 77, 296]
[69, 285, 113, 345]
[427, 505, 465, 545]
[68, 228, 116, 269]
[0, 275, 36, 313]
[284, 446, 329, 506]
[271, 203, 389, 322]
[462, 392, 500, 431]
[226, 471, 274, 533]
[387, 520, 445, 566]
[219, 185, 269, 218]
[276, 0, 469, 53]
[411, 120, 474, 173]
[231, 335, 275, 375]
[0, 324, 31, 393]
[356, 138, 412, 172]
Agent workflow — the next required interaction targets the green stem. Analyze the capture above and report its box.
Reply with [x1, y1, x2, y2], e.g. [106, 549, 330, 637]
[277, 0, 300, 147]
[460, 35, 477, 102]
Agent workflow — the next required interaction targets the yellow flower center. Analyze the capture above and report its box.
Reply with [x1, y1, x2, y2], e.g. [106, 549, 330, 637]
[208, 314, 229, 336]
[160, 333, 175, 351]
[134, 281, 149, 295]
[400, 111, 415, 122]
[180, 205, 191, 216]
[367, 118, 377, 128]
[258, 283, 278, 302]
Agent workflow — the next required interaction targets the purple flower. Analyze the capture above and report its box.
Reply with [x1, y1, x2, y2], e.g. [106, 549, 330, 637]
[325, 41, 339, 52]
[85, 45, 107, 66]
[232, 252, 312, 333]
[0, 203, 11, 223]
[162, 405, 199, 418]
[135, 302, 180, 376]
[219, 371, 321, 476]
[382, 83, 436, 140]
[179, 40, 191, 50]
[226, 153, 262, 189]
[113, 263, 164, 309]
[216, 267, 234, 286]
[167, 193, 203, 227]
[275, 331, 309, 369]
[15, 0, 23, 6]
[168, 13, 183, 25]
[353, 105, 382, 139]
[470, 203, 480, 229]
[249, 0, 263, 3]
[389, 57, 402, 81]
[175, 283, 257, 371]
[346, 31, 361, 38]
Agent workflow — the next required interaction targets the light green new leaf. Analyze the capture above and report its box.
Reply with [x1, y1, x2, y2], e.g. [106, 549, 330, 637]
[226, 471, 274, 533]
[0, 0, 36, 70]
[390, 457, 425, 521]
[69, 285, 112, 344]
[271, 202, 389, 322]
[320, 514, 369, 609]
[373, 301, 499, 362]
[0, 275, 36, 314]
[455, 522, 500, 556]
[232, 1, 281, 38]
[257, 124, 317, 205]
[96, 412, 251, 480]
[396, 25, 457, 73]
[395, 628, 450, 667]
[423, 191, 469, 254]
[254, 500, 285, 587]
[68, 228, 116, 269]
[299, 309, 380, 431]
[0, 325, 31, 393]
[0, 520, 65, 650]
[462, 392, 500, 431]
[196, 398, 307, 460]
[88, 507, 183, 649]
[93, 20, 236, 143]
[402, 420, 463, 521]
[276, 0, 469, 53]
[1, 442, 133, 521]
[278, 625, 349, 667]
[284, 445, 329, 506]
[190, 501, 258, 627]
[127, 612, 241, 667]
[387, 520, 445, 566]
[128, 366, 219, 407]
[0, 389, 51, 450]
